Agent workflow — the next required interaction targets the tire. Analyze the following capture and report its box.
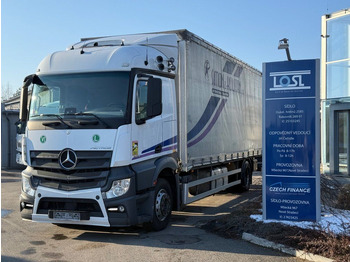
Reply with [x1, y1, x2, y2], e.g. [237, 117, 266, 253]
[240, 161, 251, 191]
[148, 178, 173, 231]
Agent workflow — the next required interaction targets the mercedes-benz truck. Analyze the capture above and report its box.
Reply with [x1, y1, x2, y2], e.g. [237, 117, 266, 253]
[17, 30, 262, 230]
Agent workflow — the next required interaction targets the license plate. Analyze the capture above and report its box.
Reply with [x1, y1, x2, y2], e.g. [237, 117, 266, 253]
[53, 211, 80, 221]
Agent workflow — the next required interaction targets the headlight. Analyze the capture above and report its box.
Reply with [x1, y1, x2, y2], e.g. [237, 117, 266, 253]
[22, 176, 35, 197]
[106, 178, 131, 199]
[16, 153, 24, 165]
[16, 135, 25, 165]
[21, 136, 28, 165]
[16, 134, 22, 152]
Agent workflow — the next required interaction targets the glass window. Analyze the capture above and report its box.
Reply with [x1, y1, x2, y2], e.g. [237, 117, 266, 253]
[30, 85, 60, 115]
[327, 15, 350, 62]
[135, 80, 148, 122]
[326, 60, 350, 98]
[29, 72, 130, 128]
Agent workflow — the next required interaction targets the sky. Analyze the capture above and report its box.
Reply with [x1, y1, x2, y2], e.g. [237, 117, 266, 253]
[1, 0, 350, 96]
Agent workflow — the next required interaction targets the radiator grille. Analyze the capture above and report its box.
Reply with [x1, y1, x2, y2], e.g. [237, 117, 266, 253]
[30, 150, 112, 170]
[29, 150, 112, 190]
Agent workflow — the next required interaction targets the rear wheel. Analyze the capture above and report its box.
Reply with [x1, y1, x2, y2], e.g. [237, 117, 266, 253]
[148, 178, 172, 231]
[240, 161, 251, 191]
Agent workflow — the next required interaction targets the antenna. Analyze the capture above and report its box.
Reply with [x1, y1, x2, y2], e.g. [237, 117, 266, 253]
[80, 40, 88, 54]
[144, 37, 149, 66]
[80, 44, 85, 54]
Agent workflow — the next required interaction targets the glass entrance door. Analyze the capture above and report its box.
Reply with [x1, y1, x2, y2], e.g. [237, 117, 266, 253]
[337, 111, 349, 174]
[330, 105, 350, 175]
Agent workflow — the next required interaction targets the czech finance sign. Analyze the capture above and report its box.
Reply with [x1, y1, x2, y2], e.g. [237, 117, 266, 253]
[263, 59, 320, 222]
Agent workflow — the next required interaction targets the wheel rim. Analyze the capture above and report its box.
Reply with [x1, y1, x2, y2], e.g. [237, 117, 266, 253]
[155, 189, 171, 222]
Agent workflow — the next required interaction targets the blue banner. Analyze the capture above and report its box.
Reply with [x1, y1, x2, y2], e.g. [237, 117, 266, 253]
[266, 176, 317, 221]
[265, 98, 316, 176]
[263, 59, 320, 222]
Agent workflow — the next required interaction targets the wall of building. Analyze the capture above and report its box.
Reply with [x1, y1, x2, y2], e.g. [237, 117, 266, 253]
[1, 104, 24, 169]
[321, 9, 350, 175]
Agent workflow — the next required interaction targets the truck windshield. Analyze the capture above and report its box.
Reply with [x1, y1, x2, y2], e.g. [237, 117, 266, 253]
[29, 72, 130, 128]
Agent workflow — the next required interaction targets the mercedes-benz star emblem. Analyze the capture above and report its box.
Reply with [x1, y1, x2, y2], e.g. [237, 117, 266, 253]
[59, 148, 78, 170]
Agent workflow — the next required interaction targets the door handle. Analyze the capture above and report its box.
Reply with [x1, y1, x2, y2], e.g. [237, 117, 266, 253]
[155, 144, 162, 153]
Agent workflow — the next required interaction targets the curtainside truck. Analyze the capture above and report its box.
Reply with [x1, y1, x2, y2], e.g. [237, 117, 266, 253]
[17, 30, 262, 230]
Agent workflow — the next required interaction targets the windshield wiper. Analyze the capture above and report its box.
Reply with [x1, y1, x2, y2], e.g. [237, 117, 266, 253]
[64, 112, 111, 128]
[31, 114, 72, 128]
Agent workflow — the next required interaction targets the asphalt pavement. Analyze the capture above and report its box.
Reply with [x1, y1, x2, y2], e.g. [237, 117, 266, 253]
[1, 169, 302, 262]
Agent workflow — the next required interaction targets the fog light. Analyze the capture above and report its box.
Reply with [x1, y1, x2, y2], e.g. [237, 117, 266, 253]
[108, 207, 119, 212]
[118, 206, 125, 212]
[21, 202, 33, 209]
[106, 178, 131, 199]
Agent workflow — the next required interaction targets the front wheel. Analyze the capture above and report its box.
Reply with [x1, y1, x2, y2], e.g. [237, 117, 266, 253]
[148, 178, 173, 231]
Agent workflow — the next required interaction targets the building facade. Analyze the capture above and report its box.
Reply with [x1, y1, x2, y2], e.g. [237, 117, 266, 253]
[321, 9, 350, 175]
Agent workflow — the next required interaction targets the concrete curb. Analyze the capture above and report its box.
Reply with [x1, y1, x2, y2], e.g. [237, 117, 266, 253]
[242, 232, 334, 262]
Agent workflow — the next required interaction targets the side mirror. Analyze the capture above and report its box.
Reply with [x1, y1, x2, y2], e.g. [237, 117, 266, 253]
[15, 120, 26, 134]
[19, 74, 43, 121]
[147, 78, 162, 118]
[19, 77, 31, 121]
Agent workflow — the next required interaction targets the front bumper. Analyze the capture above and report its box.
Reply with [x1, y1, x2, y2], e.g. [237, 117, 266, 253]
[20, 165, 155, 227]
[20, 185, 154, 227]
[32, 186, 110, 226]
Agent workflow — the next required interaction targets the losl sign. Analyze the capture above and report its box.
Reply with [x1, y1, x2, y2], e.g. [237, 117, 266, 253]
[262, 59, 320, 222]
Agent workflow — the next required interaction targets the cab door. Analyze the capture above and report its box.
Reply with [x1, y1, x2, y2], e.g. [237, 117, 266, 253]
[131, 75, 163, 161]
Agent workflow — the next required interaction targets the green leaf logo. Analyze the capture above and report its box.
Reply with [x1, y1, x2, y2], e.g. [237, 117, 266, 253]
[93, 134, 100, 143]
[40, 135, 46, 144]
